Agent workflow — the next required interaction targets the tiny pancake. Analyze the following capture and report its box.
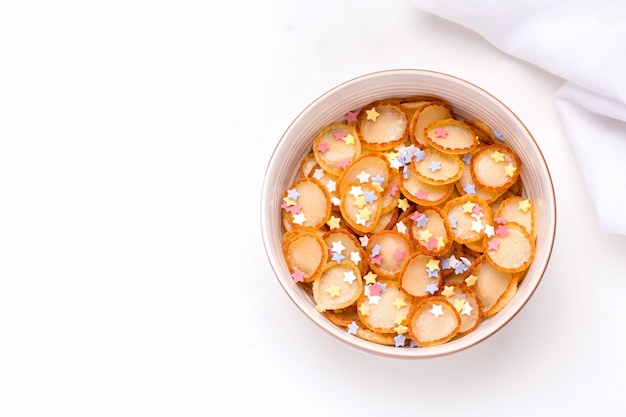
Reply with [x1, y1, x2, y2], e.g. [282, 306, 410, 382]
[443, 195, 494, 244]
[282, 228, 329, 283]
[467, 255, 519, 317]
[365, 230, 413, 279]
[439, 283, 483, 337]
[312, 123, 362, 176]
[357, 101, 409, 151]
[399, 253, 443, 299]
[353, 325, 399, 346]
[424, 118, 479, 154]
[410, 147, 464, 185]
[307, 166, 341, 211]
[470, 144, 521, 192]
[282, 177, 332, 229]
[339, 182, 383, 234]
[313, 260, 363, 312]
[407, 206, 453, 256]
[483, 222, 535, 273]
[408, 296, 460, 347]
[399, 95, 441, 119]
[397, 168, 455, 206]
[357, 280, 413, 334]
[323, 228, 368, 276]
[299, 152, 318, 178]
[336, 152, 391, 196]
[455, 152, 505, 203]
[494, 196, 536, 239]
[409, 101, 453, 148]
[324, 306, 359, 327]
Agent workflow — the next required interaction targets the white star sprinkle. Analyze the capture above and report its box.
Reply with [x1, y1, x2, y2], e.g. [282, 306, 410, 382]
[430, 304, 444, 318]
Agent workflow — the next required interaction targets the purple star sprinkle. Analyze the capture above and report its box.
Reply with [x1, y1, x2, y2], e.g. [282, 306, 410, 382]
[371, 244, 382, 257]
[428, 161, 441, 172]
[331, 252, 345, 263]
[462, 153, 472, 165]
[287, 189, 300, 200]
[347, 321, 359, 335]
[463, 183, 476, 195]
[494, 129, 504, 141]
[425, 283, 439, 294]
[414, 148, 425, 162]
[394, 333, 406, 347]
[364, 190, 378, 204]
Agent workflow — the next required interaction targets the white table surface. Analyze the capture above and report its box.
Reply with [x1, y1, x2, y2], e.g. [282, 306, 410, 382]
[1, 1, 624, 415]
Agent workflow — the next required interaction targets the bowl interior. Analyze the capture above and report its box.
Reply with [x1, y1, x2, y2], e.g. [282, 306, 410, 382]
[261, 69, 556, 358]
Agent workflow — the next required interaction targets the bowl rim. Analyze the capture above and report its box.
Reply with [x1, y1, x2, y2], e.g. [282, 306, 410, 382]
[261, 68, 557, 359]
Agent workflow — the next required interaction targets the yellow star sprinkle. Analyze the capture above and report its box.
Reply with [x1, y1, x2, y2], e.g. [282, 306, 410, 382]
[504, 163, 516, 178]
[343, 134, 355, 145]
[397, 198, 410, 211]
[465, 274, 478, 286]
[426, 258, 440, 271]
[453, 299, 467, 313]
[419, 229, 433, 242]
[436, 235, 445, 249]
[384, 151, 398, 162]
[518, 199, 532, 213]
[366, 107, 379, 121]
[327, 284, 341, 298]
[394, 324, 408, 334]
[283, 197, 296, 206]
[326, 216, 341, 230]
[441, 285, 455, 297]
[353, 195, 367, 209]
[371, 182, 384, 193]
[359, 303, 370, 316]
[490, 151, 505, 162]
[462, 201, 475, 214]
[394, 313, 407, 325]
[392, 297, 407, 309]
[358, 207, 372, 221]
[363, 271, 378, 284]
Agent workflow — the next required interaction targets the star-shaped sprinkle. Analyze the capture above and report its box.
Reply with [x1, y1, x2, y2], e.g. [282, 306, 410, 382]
[355, 214, 367, 226]
[484, 223, 495, 237]
[366, 107, 379, 121]
[326, 180, 336, 193]
[494, 217, 507, 225]
[287, 188, 300, 200]
[353, 195, 367, 209]
[389, 183, 400, 197]
[394, 325, 408, 335]
[371, 244, 382, 257]
[454, 261, 469, 275]
[343, 270, 357, 284]
[347, 320, 359, 334]
[370, 254, 382, 265]
[394, 333, 407, 347]
[462, 153, 472, 165]
[338, 160, 350, 169]
[463, 183, 476, 195]
[393, 297, 407, 309]
[363, 271, 377, 284]
[317, 141, 330, 152]
[371, 174, 385, 185]
[453, 298, 467, 313]
[471, 219, 485, 233]
[350, 251, 361, 265]
[419, 229, 433, 242]
[416, 189, 429, 200]
[343, 134, 355, 145]
[359, 207, 372, 221]
[518, 199, 532, 213]
[357, 170, 371, 183]
[364, 191, 377, 204]
[331, 196, 341, 206]
[427, 268, 439, 278]
[368, 282, 383, 296]
[494, 129, 504, 141]
[462, 201, 476, 214]
[334, 131, 346, 141]
[349, 186, 364, 198]
[331, 251, 345, 263]
[504, 163, 516, 177]
[398, 198, 410, 211]
[430, 304, 444, 317]
[345, 111, 358, 123]
[449, 216, 458, 229]
[429, 161, 442, 172]
[462, 302, 474, 316]
[426, 258, 440, 272]
[427, 236, 440, 251]
[331, 240, 346, 254]
[434, 127, 448, 138]
[491, 151, 505, 162]
[393, 248, 406, 261]
[413, 147, 425, 162]
[292, 212, 307, 225]
[359, 303, 370, 316]
[425, 283, 439, 295]
[496, 225, 509, 238]
[291, 269, 305, 283]
[312, 168, 324, 180]
[487, 239, 500, 251]
[396, 221, 407, 234]
[441, 285, 455, 297]
[327, 284, 341, 298]
[359, 235, 369, 247]
[326, 216, 341, 230]
[465, 274, 478, 286]
[394, 313, 407, 326]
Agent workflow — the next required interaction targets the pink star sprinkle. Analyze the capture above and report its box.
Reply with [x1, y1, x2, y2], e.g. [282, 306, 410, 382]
[334, 131, 347, 141]
[472, 205, 483, 216]
[487, 239, 500, 251]
[393, 248, 406, 261]
[317, 141, 330, 152]
[370, 254, 383, 265]
[291, 269, 305, 283]
[281, 202, 302, 214]
[345, 111, 358, 123]
[390, 183, 400, 197]
[369, 283, 383, 296]
[338, 160, 350, 169]
[427, 236, 438, 251]
[496, 225, 509, 238]
[416, 189, 429, 200]
[409, 211, 423, 224]
[434, 128, 448, 138]
[494, 217, 507, 225]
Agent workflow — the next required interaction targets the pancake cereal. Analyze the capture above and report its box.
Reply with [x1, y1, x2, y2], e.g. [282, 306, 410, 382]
[280, 96, 537, 348]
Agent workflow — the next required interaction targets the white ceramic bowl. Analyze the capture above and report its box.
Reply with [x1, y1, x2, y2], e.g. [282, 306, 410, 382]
[261, 69, 556, 359]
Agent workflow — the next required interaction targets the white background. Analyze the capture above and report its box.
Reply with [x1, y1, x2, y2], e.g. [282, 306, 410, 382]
[0, 1, 624, 415]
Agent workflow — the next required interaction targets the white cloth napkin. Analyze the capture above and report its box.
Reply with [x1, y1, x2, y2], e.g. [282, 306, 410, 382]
[412, 0, 626, 235]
